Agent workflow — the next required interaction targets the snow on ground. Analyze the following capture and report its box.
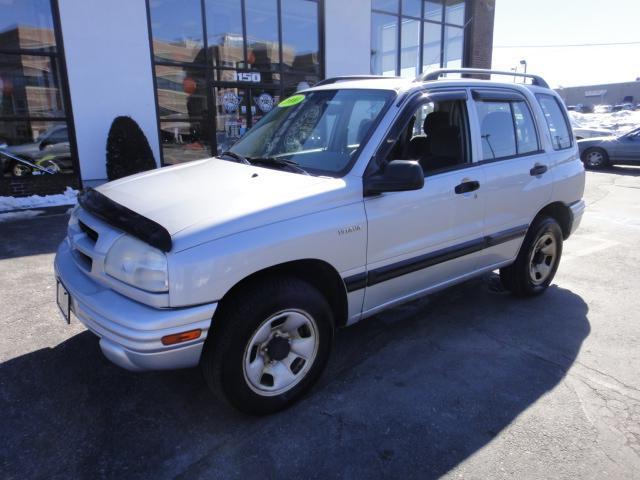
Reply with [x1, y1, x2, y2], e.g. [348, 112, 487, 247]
[569, 110, 640, 134]
[0, 209, 46, 222]
[0, 186, 78, 213]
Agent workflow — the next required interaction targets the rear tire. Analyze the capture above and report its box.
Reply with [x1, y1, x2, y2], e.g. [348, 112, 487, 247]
[500, 216, 563, 297]
[200, 275, 334, 415]
[581, 147, 609, 169]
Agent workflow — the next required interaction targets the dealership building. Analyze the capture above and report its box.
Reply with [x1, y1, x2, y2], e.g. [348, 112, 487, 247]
[0, 0, 496, 196]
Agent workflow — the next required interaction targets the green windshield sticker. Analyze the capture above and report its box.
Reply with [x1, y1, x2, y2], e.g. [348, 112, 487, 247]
[278, 94, 305, 107]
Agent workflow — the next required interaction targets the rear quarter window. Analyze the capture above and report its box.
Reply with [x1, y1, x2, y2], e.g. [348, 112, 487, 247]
[536, 94, 573, 150]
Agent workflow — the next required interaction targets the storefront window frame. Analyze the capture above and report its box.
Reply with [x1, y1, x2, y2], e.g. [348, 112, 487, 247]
[371, 0, 469, 77]
[146, 0, 325, 166]
[0, 0, 80, 183]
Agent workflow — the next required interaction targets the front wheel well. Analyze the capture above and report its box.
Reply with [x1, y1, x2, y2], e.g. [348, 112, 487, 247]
[215, 259, 349, 328]
[534, 202, 573, 240]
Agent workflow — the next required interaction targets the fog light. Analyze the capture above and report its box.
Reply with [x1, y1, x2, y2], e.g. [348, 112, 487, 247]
[161, 329, 202, 346]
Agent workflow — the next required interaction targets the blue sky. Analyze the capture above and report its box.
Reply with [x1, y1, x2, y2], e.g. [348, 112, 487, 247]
[491, 0, 640, 87]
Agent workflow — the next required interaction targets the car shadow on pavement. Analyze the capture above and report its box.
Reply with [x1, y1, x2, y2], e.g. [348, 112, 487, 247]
[590, 165, 640, 177]
[0, 277, 590, 480]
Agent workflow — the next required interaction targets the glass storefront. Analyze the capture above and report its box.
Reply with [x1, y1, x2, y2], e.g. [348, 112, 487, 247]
[148, 0, 323, 165]
[0, 0, 77, 180]
[371, 0, 466, 77]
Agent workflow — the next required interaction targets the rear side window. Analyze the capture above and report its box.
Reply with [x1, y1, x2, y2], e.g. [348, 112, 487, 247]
[475, 98, 540, 161]
[537, 94, 572, 150]
[476, 102, 516, 159]
[512, 101, 539, 154]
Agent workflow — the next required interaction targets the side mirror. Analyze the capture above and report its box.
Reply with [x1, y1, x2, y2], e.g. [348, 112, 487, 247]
[364, 160, 424, 196]
[39, 140, 52, 150]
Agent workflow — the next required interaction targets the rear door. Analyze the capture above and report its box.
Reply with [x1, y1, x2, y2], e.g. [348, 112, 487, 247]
[471, 89, 553, 268]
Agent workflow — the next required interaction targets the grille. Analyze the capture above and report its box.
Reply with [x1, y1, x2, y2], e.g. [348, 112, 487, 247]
[79, 220, 98, 243]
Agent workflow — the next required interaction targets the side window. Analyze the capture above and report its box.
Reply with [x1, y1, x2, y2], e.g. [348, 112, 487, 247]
[536, 94, 572, 150]
[476, 101, 516, 160]
[385, 99, 469, 175]
[476, 99, 540, 160]
[512, 101, 539, 154]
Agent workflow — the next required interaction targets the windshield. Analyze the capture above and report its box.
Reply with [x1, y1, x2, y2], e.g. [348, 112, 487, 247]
[229, 89, 395, 176]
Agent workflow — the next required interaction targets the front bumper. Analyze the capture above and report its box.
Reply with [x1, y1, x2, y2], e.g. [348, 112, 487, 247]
[568, 200, 586, 236]
[54, 240, 217, 371]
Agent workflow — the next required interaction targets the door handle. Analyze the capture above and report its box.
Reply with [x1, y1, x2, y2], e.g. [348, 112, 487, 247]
[530, 164, 548, 176]
[455, 180, 480, 194]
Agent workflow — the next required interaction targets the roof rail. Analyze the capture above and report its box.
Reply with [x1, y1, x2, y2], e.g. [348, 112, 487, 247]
[416, 68, 550, 89]
[314, 75, 401, 87]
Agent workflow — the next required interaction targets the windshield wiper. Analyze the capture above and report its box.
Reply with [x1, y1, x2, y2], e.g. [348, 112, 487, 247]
[220, 150, 251, 165]
[247, 157, 310, 175]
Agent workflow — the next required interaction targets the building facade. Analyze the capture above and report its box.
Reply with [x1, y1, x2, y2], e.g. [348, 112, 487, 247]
[557, 81, 640, 109]
[0, 0, 495, 196]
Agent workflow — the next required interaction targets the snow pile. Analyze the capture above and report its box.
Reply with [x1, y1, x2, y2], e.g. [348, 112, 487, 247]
[569, 110, 640, 134]
[0, 209, 46, 222]
[0, 186, 78, 212]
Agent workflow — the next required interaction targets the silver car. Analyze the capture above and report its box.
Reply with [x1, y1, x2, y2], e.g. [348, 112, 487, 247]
[578, 127, 640, 169]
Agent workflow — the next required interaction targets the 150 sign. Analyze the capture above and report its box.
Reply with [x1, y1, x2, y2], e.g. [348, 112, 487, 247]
[234, 72, 261, 83]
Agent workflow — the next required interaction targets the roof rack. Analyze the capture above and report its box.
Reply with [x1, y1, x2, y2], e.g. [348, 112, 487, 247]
[314, 75, 402, 87]
[416, 68, 550, 89]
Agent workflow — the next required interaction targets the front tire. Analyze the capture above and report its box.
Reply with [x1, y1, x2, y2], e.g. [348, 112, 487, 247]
[201, 276, 334, 415]
[581, 147, 609, 169]
[500, 216, 563, 297]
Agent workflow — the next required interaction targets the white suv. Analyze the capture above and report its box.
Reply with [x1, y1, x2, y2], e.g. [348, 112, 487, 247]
[54, 69, 585, 414]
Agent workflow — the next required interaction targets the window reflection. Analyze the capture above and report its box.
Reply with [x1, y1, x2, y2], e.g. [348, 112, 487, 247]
[0, 0, 56, 52]
[371, 13, 398, 77]
[150, 0, 323, 164]
[206, 0, 244, 68]
[150, 0, 204, 63]
[160, 121, 211, 165]
[424, 1, 443, 21]
[372, 0, 468, 76]
[281, 0, 320, 75]
[401, 0, 421, 17]
[400, 19, 420, 77]
[444, 26, 463, 68]
[0, 120, 72, 177]
[155, 65, 207, 119]
[445, 0, 466, 26]
[245, 0, 279, 72]
[0, 0, 76, 180]
[422, 22, 441, 72]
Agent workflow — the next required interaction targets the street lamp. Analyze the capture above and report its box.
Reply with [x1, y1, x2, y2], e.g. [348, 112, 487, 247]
[520, 59, 527, 76]
[511, 67, 517, 83]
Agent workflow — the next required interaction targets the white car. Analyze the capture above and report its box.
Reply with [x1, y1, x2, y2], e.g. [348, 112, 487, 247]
[54, 69, 585, 414]
[573, 127, 614, 140]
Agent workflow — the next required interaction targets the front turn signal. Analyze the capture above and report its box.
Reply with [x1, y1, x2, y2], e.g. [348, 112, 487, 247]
[161, 329, 202, 346]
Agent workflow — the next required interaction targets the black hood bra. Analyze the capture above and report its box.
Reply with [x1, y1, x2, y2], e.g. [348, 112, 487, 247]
[77, 188, 172, 252]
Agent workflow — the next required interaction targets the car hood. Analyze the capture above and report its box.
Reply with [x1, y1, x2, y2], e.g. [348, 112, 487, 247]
[578, 136, 617, 148]
[96, 158, 355, 251]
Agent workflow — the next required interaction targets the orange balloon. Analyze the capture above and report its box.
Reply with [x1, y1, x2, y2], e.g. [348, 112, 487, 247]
[183, 77, 197, 95]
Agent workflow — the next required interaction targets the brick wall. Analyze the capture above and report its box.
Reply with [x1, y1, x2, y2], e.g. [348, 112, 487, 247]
[0, 174, 80, 198]
[466, 0, 496, 69]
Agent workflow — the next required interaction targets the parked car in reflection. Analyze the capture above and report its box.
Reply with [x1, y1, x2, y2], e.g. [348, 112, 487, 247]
[578, 127, 640, 169]
[0, 125, 72, 177]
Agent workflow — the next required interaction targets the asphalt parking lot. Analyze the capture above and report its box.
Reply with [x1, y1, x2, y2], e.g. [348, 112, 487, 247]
[1, 168, 639, 479]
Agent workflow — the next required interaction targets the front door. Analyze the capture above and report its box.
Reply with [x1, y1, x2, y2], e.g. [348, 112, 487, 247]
[610, 129, 640, 164]
[362, 92, 486, 313]
[212, 85, 281, 155]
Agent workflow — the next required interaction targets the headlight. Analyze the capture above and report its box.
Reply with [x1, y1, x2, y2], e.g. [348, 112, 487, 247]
[105, 235, 168, 292]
